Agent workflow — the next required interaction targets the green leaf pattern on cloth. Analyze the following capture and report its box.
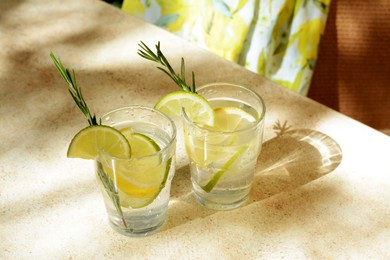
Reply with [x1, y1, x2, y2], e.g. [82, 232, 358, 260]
[122, 0, 331, 95]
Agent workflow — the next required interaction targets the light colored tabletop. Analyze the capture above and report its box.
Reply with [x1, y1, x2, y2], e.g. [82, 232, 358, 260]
[1, 0, 389, 259]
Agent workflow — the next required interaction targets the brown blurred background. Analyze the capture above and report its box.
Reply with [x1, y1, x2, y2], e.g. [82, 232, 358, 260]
[308, 0, 390, 133]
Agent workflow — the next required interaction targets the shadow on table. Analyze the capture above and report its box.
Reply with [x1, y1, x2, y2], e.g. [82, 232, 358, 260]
[163, 127, 343, 231]
[250, 128, 343, 202]
[162, 164, 217, 231]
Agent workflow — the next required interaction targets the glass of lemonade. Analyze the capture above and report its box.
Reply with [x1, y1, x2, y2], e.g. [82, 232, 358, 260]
[96, 106, 176, 236]
[183, 83, 265, 210]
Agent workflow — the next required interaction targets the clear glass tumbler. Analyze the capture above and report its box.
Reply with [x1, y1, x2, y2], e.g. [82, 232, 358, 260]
[183, 83, 265, 210]
[96, 106, 176, 236]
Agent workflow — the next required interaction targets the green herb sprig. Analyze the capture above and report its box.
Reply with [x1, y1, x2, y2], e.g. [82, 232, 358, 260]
[137, 41, 197, 93]
[50, 52, 127, 229]
[50, 52, 100, 126]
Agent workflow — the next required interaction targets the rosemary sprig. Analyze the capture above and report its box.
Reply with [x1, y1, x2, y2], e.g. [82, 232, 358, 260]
[50, 52, 100, 126]
[96, 161, 127, 228]
[50, 52, 127, 228]
[137, 41, 197, 93]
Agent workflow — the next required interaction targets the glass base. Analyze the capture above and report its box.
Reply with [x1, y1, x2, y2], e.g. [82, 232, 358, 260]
[105, 202, 169, 237]
[192, 180, 251, 210]
[109, 218, 165, 237]
[193, 191, 248, 211]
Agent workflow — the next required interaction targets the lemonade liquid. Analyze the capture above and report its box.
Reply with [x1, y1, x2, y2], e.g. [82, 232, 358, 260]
[97, 121, 175, 236]
[185, 99, 263, 210]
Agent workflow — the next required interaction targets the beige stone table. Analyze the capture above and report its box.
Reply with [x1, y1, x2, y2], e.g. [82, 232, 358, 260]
[1, 0, 389, 259]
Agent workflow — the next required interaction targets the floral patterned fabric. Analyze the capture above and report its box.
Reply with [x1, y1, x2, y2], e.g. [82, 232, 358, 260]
[122, 0, 331, 95]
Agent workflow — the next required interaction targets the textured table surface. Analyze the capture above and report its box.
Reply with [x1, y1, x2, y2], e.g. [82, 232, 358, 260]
[1, 0, 389, 259]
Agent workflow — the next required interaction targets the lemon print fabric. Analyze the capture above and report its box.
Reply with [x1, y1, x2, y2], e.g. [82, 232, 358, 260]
[122, 0, 331, 95]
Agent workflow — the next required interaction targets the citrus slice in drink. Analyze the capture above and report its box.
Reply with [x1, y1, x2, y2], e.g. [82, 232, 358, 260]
[119, 127, 160, 158]
[102, 130, 172, 209]
[201, 145, 248, 192]
[154, 91, 215, 126]
[200, 106, 257, 145]
[212, 106, 257, 132]
[186, 106, 257, 192]
[67, 125, 131, 159]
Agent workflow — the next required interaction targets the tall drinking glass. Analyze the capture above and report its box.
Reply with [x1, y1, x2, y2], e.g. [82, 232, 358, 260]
[183, 83, 265, 210]
[96, 106, 176, 236]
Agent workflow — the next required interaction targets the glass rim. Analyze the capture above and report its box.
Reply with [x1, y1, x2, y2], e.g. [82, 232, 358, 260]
[183, 82, 266, 134]
[100, 105, 177, 161]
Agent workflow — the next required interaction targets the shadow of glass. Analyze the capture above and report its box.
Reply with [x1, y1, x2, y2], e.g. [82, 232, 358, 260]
[250, 129, 343, 202]
[160, 128, 342, 232]
[161, 164, 216, 231]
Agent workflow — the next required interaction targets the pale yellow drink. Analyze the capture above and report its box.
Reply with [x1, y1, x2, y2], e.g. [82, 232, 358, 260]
[183, 83, 265, 210]
[97, 106, 176, 236]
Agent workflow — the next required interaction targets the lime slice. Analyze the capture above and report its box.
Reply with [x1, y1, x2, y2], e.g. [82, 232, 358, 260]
[129, 133, 160, 158]
[67, 125, 131, 159]
[119, 127, 160, 158]
[154, 91, 215, 126]
[201, 145, 248, 192]
[103, 130, 171, 209]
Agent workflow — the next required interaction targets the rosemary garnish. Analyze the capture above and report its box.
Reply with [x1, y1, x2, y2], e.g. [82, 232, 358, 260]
[95, 161, 127, 228]
[137, 41, 197, 93]
[50, 53, 100, 126]
[50, 52, 127, 228]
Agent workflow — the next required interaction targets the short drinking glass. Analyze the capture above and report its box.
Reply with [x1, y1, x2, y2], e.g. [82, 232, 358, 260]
[183, 83, 265, 210]
[96, 106, 176, 236]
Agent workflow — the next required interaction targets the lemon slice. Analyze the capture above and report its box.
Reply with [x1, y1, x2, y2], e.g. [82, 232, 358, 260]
[186, 106, 256, 164]
[212, 106, 257, 132]
[67, 125, 131, 159]
[186, 106, 256, 192]
[154, 91, 215, 126]
[199, 106, 257, 145]
[102, 131, 171, 209]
